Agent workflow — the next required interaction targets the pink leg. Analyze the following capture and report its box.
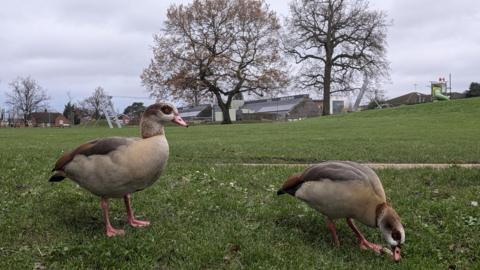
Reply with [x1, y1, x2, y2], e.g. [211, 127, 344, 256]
[346, 218, 383, 254]
[124, 194, 150, 228]
[326, 218, 340, 247]
[101, 197, 125, 237]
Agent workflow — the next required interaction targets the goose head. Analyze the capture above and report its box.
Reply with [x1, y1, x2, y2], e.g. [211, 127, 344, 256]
[377, 204, 405, 262]
[141, 102, 188, 138]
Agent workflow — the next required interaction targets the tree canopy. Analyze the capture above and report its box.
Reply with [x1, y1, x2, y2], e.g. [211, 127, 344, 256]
[123, 102, 146, 119]
[141, 0, 289, 124]
[466, 82, 480, 97]
[63, 101, 82, 125]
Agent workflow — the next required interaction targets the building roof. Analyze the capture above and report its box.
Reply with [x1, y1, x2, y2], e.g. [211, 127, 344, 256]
[117, 114, 130, 119]
[178, 104, 211, 118]
[386, 92, 430, 107]
[448, 92, 466, 99]
[30, 112, 64, 124]
[242, 94, 309, 113]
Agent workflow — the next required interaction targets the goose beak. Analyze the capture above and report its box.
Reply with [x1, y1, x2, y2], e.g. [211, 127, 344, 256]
[393, 246, 401, 262]
[172, 115, 188, 127]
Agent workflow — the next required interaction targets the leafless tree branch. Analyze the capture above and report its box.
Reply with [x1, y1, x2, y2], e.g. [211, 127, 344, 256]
[5, 76, 50, 125]
[283, 0, 389, 115]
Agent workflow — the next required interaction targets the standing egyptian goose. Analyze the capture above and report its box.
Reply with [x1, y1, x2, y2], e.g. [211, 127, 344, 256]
[277, 161, 404, 262]
[49, 102, 188, 237]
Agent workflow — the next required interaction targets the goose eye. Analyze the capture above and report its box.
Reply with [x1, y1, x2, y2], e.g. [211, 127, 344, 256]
[384, 222, 392, 231]
[161, 105, 173, 115]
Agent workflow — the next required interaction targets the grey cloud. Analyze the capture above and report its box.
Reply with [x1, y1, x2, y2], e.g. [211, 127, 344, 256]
[0, 0, 479, 112]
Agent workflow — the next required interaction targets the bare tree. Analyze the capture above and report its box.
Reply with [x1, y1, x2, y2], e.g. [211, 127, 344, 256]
[81, 86, 108, 119]
[142, 0, 289, 124]
[6, 76, 50, 125]
[284, 0, 389, 115]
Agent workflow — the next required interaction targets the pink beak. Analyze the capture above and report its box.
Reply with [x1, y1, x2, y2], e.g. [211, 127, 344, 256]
[393, 246, 401, 262]
[172, 115, 188, 127]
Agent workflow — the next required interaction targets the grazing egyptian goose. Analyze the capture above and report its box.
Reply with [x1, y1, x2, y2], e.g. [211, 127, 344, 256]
[49, 102, 188, 237]
[277, 161, 404, 262]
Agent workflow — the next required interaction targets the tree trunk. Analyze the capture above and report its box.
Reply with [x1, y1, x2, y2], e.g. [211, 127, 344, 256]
[194, 92, 199, 106]
[214, 92, 233, 124]
[322, 7, 334, 116]
[222, 95, 235, 124]
[220, 105, 232, 124]
[323, 88, 330, 115]
[194, 86, 200, 106]
[322, 61, 332, 115]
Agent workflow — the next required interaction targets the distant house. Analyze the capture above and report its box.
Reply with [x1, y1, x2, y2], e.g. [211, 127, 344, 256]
[239, 94, 321, 121]
[312, 100, 324, 113]
[1, 117, 24, 127]
[10, 119, 25, 128]
[178, 104, 213, 121]
[211, 94, 324, 122]
[213, 100, 242, 122]
[188, 94, 346, 123]
[117, 114, 131, 125]
[385, 92, 431, 107]
[313, 96, 351, 115]
[30, 111, 70, 127]
[448, 92, 466, 99]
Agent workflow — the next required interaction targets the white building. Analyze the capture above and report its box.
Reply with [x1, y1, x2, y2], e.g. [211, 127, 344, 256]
[213, 99, 244, 122]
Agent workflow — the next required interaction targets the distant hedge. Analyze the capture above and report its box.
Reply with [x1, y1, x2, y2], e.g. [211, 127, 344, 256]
[466, 82, 480, 97]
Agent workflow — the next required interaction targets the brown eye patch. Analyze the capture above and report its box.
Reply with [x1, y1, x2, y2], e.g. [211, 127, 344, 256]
[161, 105, 173, 114]
[392, 229, 401, 241]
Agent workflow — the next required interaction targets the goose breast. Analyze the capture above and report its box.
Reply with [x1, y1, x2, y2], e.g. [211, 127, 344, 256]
[64, 136, 169, 197]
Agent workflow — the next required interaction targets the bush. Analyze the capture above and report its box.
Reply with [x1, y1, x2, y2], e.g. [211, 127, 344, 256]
[466, 82, 480, 97]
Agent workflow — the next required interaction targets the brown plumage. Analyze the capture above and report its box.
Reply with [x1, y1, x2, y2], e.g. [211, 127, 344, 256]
[50, 138, 133, 180]
[278, 161, 404, 262]
[49, 102, 188, 237]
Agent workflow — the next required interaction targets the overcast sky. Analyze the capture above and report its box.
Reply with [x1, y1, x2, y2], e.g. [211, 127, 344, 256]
[1, 0, 479, 112]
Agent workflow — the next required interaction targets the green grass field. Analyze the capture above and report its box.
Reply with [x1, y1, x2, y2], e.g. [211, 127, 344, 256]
[1, 98, 479, 269]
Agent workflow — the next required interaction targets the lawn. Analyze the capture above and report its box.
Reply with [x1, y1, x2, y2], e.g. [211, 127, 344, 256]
[0, 98, 479, 269]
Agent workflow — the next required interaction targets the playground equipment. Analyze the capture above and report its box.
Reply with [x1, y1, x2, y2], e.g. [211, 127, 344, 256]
[101, 96, 122, 128]
[431, 78, 450, 101]
[100, 95, 153, 128]
[353, 72, 369, 111]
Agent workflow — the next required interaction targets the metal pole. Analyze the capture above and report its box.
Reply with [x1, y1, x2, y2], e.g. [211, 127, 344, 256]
[103, 109, 113, 128]
[353, 72, 369, 111]
[449, 73, 452, 96]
